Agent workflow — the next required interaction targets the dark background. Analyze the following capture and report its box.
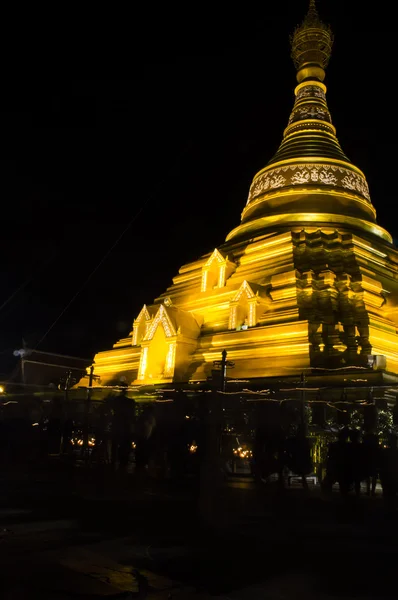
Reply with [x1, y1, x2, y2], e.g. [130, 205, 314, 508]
[0, 1, 395, 373]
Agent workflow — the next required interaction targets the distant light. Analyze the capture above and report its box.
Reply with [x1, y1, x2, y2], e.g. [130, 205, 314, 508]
[0, 386, 4, 394]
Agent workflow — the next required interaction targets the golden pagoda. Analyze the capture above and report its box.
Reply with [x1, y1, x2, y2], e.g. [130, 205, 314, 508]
[92, 1, 398, 389]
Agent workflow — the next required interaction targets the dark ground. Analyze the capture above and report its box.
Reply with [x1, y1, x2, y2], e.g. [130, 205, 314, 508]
[0, 461, 397, 599]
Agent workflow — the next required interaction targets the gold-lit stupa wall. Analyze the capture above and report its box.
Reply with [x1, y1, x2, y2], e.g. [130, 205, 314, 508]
[90, 1, 398, 387]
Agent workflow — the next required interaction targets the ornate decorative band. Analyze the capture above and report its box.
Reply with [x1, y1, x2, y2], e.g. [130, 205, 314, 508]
[246, 163, 370, 205]
[296, 85, 326, 101]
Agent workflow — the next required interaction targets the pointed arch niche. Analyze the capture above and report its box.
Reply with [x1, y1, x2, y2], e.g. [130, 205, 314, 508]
[131, 305, 152, 346]
[137, 305, 176, 381]
[136, 304, 201, 383]
[201, 249, 235, 292]
[228, 281, 267, 330]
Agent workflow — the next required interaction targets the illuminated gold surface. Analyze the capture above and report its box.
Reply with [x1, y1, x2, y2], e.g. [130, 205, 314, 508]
[226, 213, 392, 244]
[89, 3, 398, 386]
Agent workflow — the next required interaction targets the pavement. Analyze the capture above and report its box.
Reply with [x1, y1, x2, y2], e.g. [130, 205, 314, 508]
[1, 462, 398, 598]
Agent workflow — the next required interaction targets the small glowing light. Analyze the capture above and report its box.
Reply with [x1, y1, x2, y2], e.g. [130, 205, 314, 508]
[0, 386, 4, 394]
[71, 436, 95, 447]
[233, 446, 253, 459]
[32, 422, 39, 427]
[189, 442, 198, 454]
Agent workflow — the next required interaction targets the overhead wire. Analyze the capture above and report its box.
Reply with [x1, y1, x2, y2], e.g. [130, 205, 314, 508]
[33, 147, 191, 351]
[0, 254, 55, 320]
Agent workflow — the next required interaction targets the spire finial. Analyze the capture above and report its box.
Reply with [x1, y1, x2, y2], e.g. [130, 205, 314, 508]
[308, 0, 318, 19]
[290, 0, 333, 83]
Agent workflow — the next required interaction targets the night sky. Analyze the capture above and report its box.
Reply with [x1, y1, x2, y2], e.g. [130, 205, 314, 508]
[0, 1, 395, 373]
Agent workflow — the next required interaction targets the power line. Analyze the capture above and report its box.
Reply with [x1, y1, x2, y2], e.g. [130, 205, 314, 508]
[0, 255, 54, 320]
[33, 148, 190, 351]
[33, 206, 144, 351]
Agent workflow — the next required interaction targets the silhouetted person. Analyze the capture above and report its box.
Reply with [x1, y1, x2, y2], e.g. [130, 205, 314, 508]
[134, 404, 156, 476]
[93, 403, 112, 464]
[167, 414, 190, 482]
[259, 428, 285, 485]
[110, 390, 136, 471]
[363, 431, 380, 496]
[323, 427, 350, 495]
[285, 425, 312, 490]
[348, 428, 364, 496]
[253, 425, 267, 483]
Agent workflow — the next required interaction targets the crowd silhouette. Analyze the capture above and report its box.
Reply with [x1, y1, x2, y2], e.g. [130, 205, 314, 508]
[3, 387, 398, 514]
[252, 419, 398, 510]
[321, 427, 398, 508]
[88, 389, 203, 482]
[252, 424, 313, 488]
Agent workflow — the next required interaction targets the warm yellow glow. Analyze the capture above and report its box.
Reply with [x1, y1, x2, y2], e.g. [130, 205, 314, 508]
[84, 17, 398, 387]
[251, 156, 367, 184]
[137, 346, 148, 380]
[146, 326, 168, 380]
[295, 79, 327, 95]
[146, 305, 176, 340]
[200, 249, 236, 292]
[233, 446, 253, 459]
[201, 269, 208, 292]
[218, 263, 226, 288]
[226, 213, 392, 243]
[229, 305, 237, 330]
[248, 301, 256, 327]
[72, 436, 95, 447]
[239, 246, 289, 265]
[352, 240, 387, 259]
[0, 385, 4, 394]
[233, 281, 255, 302]
[164, 342, 176, 378]
[132, 305, 152, 346]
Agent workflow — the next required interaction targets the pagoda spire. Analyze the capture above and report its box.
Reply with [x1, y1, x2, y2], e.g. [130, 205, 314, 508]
[225, 1, 392, 245]
[290, 0, 333, 83]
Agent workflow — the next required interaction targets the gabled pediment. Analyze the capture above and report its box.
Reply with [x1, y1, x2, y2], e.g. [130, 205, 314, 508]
[232, 280, 256, 302]
[144, 305, 177, 341]
[201, 249, 236, 292]
[135, 304, 151, 323]
[136, 304, 201, 384]
[130, 304, 159, 345]
[204, 248, 227, 268]
[231, 281, 269, 303]
[144, 304, 202, 342]
[228, 281, 270, 330]
[131, 304, 158, 328]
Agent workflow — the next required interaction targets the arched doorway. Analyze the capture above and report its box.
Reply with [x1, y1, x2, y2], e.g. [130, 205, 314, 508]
[146, 324, 168, 380]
